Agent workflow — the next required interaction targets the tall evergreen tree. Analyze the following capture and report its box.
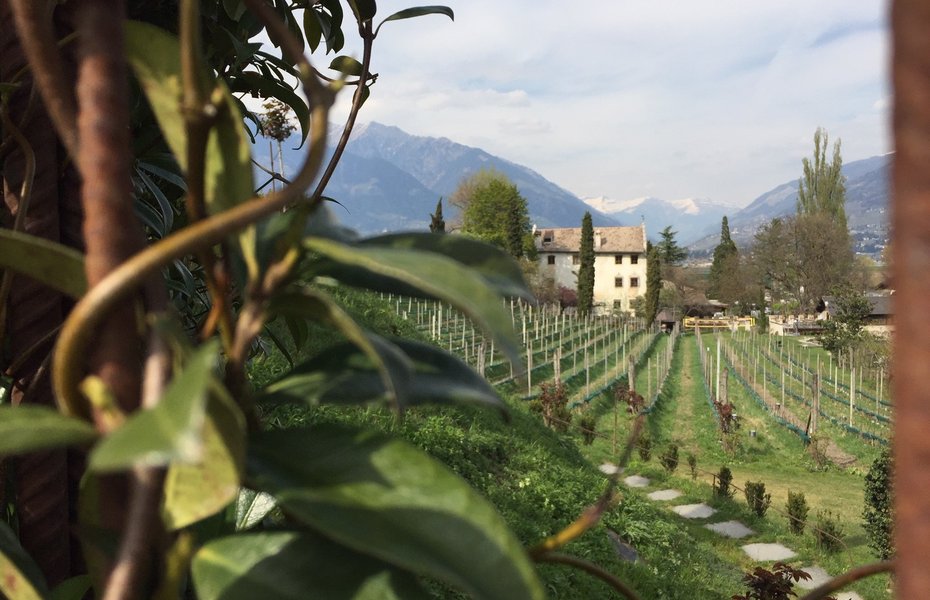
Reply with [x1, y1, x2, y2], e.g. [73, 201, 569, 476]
[429, 197, 446, 233]
[577, 212, 595, 316]
[797, 127, 847, 229]
[644, 242, 661, 324]
[708, 216, 739, 300]
[657, 225, 688, 266]
[504, 195, 525, 258]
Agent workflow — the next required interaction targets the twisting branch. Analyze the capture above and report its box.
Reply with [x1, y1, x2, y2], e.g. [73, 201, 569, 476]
[535, 552, 642, 600]
[798, 560, 893, 600]
[529, 414, 644, 558]
[8, 0, 78, 157]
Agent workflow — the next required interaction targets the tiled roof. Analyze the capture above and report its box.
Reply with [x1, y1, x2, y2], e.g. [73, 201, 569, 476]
[822, 293, 893, 317]
[536, 225, 646, 253]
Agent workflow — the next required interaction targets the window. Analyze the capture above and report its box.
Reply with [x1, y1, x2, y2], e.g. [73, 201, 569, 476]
[631, 254, 639, 264]
[547, 255, 555, 265]
[572, 254, 580, 265]
[615, 254, 623, 264]
[615, 277, 623, 288]
[630, 277, 639, 287]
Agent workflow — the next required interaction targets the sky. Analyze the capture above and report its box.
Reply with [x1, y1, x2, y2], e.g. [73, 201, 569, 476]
[312, 1, 890, 208]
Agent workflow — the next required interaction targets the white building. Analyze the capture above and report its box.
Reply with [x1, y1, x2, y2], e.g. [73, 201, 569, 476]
[536, 224, 648, 313]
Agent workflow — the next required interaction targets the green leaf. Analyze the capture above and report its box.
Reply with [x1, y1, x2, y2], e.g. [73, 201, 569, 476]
[162, 390, 246, 530]
[234, 488, 276, 531]
[377, 5, 453, 34]
[269, 288, 412, 406]
[0, 521, 47, 600]
[247, 424, 544, 600]
[328, 55, 364, 77]
[0, 230, 87, 298]
[258, 339, 506, 414]
[347, 0, 377, 22]
[124, 21, 254, 268]
[192, 531, 431, 600]
[303, 8, 323, 53]
[221, 0, 246, 20]
[89, 342, 218, 472]
[305, 237, 523, 369]
[49, 575, 91, 600]
[361, 232, 532, 299]
[0, 406, 96, 455]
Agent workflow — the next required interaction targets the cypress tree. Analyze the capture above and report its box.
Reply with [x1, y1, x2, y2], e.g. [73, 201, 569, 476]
[429, 197, 446, 233]
[644, 242, 661, 324]
[708, 216, 738, 300]
[577, 212, 595, 316]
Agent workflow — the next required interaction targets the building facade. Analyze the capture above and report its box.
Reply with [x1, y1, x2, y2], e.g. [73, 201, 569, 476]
[536, 224, 648, 313]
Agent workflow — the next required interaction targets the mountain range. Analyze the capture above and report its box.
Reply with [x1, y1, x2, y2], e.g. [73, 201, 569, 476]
[254, 122, 889, 256]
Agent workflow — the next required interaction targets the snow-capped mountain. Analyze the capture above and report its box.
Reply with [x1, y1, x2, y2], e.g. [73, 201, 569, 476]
[582, 196, 735, 244]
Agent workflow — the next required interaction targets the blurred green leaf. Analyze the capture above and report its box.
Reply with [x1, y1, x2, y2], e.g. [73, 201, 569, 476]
[361, 232, 532, 299]
[0, 406, 96, 456]
[192, 531, 431, 600]
[162, 390, 245, 530]
[0, 230, 86, 298]
[247, 424, 544, 600]
[0, 521, 47, 600]
[221, 0, 246, 20]
[269, 288, 412, 406]
[303, 8, 323, 53]
[258, 338, 505, 414]
[329, 55, 364, 77]
[235, 488, 277, 531]
[89, 342, 217, 472]
[49, 575, 91, 600]
[305, 238, 523, 369]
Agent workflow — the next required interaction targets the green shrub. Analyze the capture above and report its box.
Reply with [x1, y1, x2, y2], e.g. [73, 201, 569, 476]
[659, 443, 679, 473]
[813, 510, 845, 552]
[786, 490, 809, 535]
[743, 481, 772, 518]
[578, 415, 597, 446]
[687, 452, 697, 480]
[636, 430, 652, 462]
[863, 448, 894, 559]
[713, 466, 734, 499]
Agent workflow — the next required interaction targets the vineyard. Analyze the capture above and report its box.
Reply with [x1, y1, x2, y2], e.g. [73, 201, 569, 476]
[377, 295, 893, 598]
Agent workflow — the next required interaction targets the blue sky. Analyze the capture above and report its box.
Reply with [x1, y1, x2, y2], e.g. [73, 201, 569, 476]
[313, 1, 890, 207]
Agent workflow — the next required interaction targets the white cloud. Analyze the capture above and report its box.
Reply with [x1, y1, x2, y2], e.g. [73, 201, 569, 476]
[275, 1, 891, 207]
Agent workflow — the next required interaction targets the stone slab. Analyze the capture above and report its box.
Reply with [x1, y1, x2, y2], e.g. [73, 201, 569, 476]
[834, 593, 863, 600]
[623, 475, 650, 488]
[599, 463, 620, 475]
[704, 520, 754, 539]
[647, 489, 683, 501]
[795, 566, 831, 590]
[671, 503, 716, 519]
[741, 543, 797, 561]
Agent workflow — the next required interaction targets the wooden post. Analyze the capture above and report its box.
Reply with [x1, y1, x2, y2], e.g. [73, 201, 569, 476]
[628, 357, 635, 393]
[527, 340, 533, 395]
[715, 336, 721, 401]
[850, 367, 856, 426]
[812, 373, 820, 434]
[721, 367, 729, 405]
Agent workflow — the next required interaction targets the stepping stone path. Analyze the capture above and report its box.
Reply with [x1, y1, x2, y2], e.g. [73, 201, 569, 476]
[671, 503, 716, 519]
[625, 474, 864, 598]
[599, 463, 621, 475]
[647, 489, 682, 501]
[623, 475, 650, 488]
[704, 520, 754, 539]
[741, 543, 797, 561]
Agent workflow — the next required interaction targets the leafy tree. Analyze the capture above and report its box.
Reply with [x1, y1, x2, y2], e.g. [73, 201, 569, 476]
[454, 170, 531, 259]
[259, 99, 297, 192]
[644, 242, 661, 323]
[0, 3, 563, 599]
[863, 449, 894, 559]
[429, 197, 446, 233]
[577, 212, 595, 315]
[657, 225, 688, 266]
[798, 127, 847, 229]
[708, 216, 739, 301]
[821, 287, 873, 356]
